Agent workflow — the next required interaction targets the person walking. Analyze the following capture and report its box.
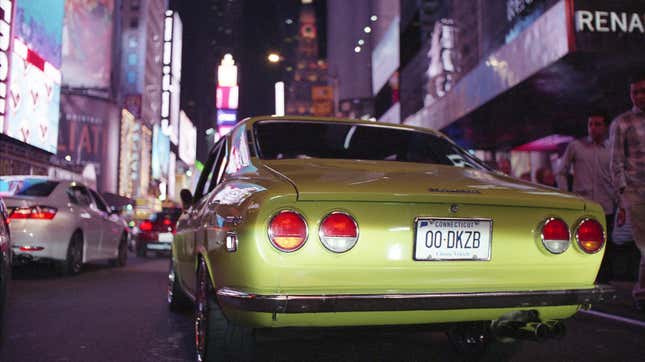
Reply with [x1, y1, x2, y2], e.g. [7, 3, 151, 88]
[556, 110, 616, 282]
[609, 73, 645, 311]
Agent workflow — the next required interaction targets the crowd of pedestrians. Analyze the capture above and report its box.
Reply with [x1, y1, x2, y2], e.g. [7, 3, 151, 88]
[497, 73, 645, 312]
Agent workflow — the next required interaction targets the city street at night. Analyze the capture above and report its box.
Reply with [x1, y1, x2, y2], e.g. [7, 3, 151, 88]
[1, 254, 644, 362]
[1, 1, 645, 361]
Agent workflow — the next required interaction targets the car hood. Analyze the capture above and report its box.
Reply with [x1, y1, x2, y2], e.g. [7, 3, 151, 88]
[263, 159, 586, 210]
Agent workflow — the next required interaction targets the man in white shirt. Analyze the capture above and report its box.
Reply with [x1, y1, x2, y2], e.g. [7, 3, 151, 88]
[610, 73, 645, 311]
[557, 110, 616, 282]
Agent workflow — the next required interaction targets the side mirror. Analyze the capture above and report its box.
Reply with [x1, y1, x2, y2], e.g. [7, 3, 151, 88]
[109, 206, 120, 215]
[180, 189, 193, 209]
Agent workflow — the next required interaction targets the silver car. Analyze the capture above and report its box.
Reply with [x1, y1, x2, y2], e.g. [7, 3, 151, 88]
[0, 176, 130, 275]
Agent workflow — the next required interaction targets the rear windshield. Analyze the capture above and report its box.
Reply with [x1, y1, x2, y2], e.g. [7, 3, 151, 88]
[254, 121, 488, 169]
[0, 179, 59, 197]
[150, 208, 182, 223]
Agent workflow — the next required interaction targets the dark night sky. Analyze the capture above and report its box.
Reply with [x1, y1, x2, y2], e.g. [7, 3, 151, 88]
[171, 0, 326, 159]
[173, 0, 326, 121]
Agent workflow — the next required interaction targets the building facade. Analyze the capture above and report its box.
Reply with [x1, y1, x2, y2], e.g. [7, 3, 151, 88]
[286, 1, 333, 117]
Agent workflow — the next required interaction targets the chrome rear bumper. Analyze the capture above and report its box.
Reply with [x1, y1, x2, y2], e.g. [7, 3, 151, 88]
[216, 285, 616, 313]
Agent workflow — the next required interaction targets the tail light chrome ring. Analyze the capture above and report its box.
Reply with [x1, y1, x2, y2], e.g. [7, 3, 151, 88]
[267, 210, 309, 252]
[318, 211, 359, 253]
[574, 217, 606, 254]
[540, 217, 571, 255]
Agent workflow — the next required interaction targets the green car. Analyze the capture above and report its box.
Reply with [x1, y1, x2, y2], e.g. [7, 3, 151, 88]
[169, 116, 614, 361]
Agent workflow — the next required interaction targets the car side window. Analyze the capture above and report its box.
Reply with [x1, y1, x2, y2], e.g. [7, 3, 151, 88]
[67, 186, 92, 206]
[207, 141, 228, 194]
[194, 139, 226, 201]
[88, 188, 109, 213]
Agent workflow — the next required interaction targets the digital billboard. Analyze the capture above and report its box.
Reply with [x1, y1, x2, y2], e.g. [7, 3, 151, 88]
[61, 0, 114, 89]
[179, 111, 196, 166]
[372, 16, 399, 95]
[5, 0, 64, 153]
[217, 109, 237, 126]
[152, 124, 170, 180]
[0, 1, 13, 134]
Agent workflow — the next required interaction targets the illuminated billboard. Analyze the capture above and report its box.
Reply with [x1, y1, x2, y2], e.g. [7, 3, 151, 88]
[179, 111, 196, 166]
[217, 109, 237, 126]
[61, 0, 114, 89]
[216, 86, 239, 109]
[5, 0, 65, 154]
[0, 0, 14, 134]
[152, 124, 170, 180]
[161, 11, 182, 145]
[372, 16, 399, 95]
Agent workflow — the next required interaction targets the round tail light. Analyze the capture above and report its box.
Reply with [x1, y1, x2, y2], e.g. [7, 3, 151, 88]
[319, 212, 359, 253]
[541, 218, 570, 254]
[575, 218, 605, 254]
[268, 210, 308, 252]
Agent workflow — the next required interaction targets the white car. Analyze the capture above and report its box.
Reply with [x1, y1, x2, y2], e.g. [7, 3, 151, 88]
[0, 176, 130, 275]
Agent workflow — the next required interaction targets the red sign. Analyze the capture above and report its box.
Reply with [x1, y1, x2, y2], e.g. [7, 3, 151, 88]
[216, 86, 238, 109]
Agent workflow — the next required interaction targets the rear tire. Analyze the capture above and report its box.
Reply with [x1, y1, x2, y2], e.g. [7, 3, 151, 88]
[58, 232, 83, 276]
[194, 258, 254, 362]
[168, 258, 191, 312]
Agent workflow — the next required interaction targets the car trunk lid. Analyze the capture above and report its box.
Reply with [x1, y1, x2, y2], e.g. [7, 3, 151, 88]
[263, 159, 585, 210]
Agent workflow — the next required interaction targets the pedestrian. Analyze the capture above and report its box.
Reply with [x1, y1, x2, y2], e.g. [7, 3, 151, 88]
[535, 167, 556, 187]
[497, 157, 512, 176]
[609, 72, 645, 311]
[556, 110, 615, 283]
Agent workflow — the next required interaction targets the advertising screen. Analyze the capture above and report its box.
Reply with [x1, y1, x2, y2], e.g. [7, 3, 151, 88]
[152, 124, 170, 180]
[216, 86, 239, 109]
[58, 94, 119, 165]
[217, 109, 237, 126]
[0, 1, 13, 135]
[372, 16, 399, 95]
[5, 0, 65, 153]
[61, 0, 114, 89]
[179, 111, 196, 166]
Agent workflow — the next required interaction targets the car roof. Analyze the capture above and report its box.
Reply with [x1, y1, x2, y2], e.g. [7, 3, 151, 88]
[0, 176, 84, 188]
[239, 115, 448, 139]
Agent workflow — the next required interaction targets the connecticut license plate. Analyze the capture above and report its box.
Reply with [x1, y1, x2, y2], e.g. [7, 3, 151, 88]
[414, 218, 492, 261]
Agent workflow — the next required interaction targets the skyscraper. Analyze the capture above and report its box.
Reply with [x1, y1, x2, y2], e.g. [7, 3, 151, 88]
[286, 1, 333, 117]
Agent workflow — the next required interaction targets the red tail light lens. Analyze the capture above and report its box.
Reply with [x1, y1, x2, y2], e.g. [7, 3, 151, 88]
[268, 210, 308, 252]
[9, 206, 57, 220]
[139, 220, 153, 232]
[541, 218, 570, 254]
[319, 212, 359, 253]
[575, 218, 605, 254]
[163, 218, 172, 226]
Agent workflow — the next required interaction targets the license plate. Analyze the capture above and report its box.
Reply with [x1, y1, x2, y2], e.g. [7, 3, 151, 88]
[158, 232, 173, 243]
[148, 243, 171, 250]
[414, 218, 492, 261]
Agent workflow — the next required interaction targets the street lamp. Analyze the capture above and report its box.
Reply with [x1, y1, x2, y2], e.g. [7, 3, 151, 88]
[267, 52, 281, 63]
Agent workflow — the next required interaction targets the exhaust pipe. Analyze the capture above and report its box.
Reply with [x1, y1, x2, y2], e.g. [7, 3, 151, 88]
[14, 254, 34, 264]
[491, 319, 565, 341]
[542, 319, 566, 339]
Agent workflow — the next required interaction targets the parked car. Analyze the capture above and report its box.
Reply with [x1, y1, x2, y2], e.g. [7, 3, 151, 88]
[169, 116, 615, 361]
[0, 177, 130, 275]
[0, 197, 11, 340]
[134, 208, 181, 257]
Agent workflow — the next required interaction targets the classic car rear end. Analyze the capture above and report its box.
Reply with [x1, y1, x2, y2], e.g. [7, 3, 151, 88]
[213, 161, 611, 327]
[170, 117, 615, 361]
